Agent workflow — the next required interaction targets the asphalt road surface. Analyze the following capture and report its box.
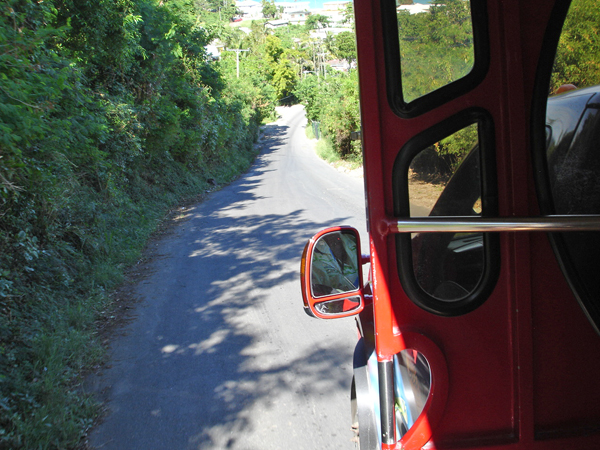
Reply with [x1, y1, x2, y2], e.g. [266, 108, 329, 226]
[88, 105, 368, 450]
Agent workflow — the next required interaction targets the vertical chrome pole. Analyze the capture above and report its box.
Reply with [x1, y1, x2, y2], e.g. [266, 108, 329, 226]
[378, 360, 395, 446]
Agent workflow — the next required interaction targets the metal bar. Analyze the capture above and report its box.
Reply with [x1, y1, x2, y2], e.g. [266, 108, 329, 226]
[387, 215, 600, 234]
[378, 360, 395, 446]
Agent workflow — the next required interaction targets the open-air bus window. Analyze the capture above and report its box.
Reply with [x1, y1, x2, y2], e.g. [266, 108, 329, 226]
[549, 0, 599, 93]
[394, 115, 499, 315]
[382, 0, 486, 116]
[533, 0, 600, 333]
[408, 124, 483, 301]
[397, 0, 474, 103]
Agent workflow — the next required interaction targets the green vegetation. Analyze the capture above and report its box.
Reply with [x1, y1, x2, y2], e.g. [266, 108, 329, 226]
[261, 0, 278, 19]
[296, 71, 361, 164]
[297, 0, 600, 172]
[398, 0, 474, 103]
[2, 0, 599, 446]
[0, 2, 356, 443]
[332, 31, 357, 67]
[0, 0, 274, 448]
[305, 14, 330, 30]
[551, 0, 600, 92]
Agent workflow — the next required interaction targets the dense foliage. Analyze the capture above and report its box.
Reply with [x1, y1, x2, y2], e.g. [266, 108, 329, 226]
[2, 0, 599, 446]
[0, 0, 272, 448]
[305, 14, 330, 30]
[398, 0, 473, 103]
[333, 31, 356, 66]
[297, 0, 600, 171]
[261, 0, 278, 19]
[295, 71, 361, 162]
[551, 0, 600, 92]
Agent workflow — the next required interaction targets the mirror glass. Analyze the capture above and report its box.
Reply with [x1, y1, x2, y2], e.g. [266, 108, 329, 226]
[311, 231, 360, 297]
[394, 349, 431, 438]
[315, 295, 361, 315]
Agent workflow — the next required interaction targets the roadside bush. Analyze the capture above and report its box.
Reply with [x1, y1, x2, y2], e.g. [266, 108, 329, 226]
[295, 71, 361, 162]
[0, 0, 262, 448]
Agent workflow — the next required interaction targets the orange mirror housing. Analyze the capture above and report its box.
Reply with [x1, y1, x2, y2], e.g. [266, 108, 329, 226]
[300, 226, 366, 319]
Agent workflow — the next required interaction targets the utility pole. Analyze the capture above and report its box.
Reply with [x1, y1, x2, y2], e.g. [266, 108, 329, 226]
[225, 48, 249, 78]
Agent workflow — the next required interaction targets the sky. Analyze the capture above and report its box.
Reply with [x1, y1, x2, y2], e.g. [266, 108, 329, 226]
[307, 0, 430, 11]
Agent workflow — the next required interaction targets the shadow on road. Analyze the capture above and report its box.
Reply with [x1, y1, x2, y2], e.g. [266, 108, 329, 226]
[89, 115, 360, 450]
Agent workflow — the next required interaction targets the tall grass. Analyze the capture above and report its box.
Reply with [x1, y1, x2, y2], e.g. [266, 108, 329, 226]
[0, 140, 259, 450]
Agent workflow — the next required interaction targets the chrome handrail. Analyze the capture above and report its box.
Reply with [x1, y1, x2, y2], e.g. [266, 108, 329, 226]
[386, 215, 600, 234]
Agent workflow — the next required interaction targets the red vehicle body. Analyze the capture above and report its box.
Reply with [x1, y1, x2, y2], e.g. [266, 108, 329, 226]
[301, 1, 600, 449]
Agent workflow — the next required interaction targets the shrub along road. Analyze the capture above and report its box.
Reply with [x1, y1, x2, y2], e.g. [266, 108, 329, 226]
[86, 105, 367, 450]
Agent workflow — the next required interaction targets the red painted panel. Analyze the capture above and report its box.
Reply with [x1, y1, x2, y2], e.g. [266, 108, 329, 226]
[530, 232, 600, 437]
[353, 0, 600, 448]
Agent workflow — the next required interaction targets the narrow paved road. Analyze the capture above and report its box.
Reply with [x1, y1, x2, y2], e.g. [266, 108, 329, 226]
[88, 105, 367, 450]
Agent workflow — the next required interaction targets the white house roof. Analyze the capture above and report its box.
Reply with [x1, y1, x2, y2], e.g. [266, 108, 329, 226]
[309, 27, 352, 39]
[205, 44, 221, 59]
[275, 1, 310, 8]
[275, 1, 310, 19]
[265, 19, 290, 28]
[397, 4, 430, 14]
[321, 1, 351, 11]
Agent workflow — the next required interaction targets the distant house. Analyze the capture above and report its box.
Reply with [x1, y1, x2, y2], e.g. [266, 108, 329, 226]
[397, 4, 430, 14]
[309, 27, 353, 40]
[236, 0, 262, 19]
[322, 0, 351, 10]
[274, 2, 310, 24]
[324, 58, 350, 72]
[275, 2, 310, 13]
[313, 0, 351, 26]
[265, 19, 290, 29]
[205, 41, 226, 60]
[287, 9, 309, 25]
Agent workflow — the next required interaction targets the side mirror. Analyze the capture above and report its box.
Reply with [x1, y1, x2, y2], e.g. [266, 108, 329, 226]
[300, 227, 366, 319]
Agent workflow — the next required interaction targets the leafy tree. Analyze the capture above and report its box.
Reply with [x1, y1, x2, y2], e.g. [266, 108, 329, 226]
[334, 31, 357, 66]
[272, 59, 298, 100]
[306, 14, 330, 30]
[245, 20, 269, 47]
[320, 71, 361, 159]
[222, 0, 240, 21]
[551, 0, 600, 92]
[433, 124, 478, 175]
[341, 1, 355, 28]
[397, 0, 474, 102]
[295, 75, 324, 121]
[262, 0, 277, 19]
[265, 35, 285, 64]
[0, 0, 267, 447]
[295, 71, 360, 159]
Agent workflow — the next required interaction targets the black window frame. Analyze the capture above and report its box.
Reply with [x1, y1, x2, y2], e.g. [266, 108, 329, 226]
[531, 0, 600, 336]
[392, 109, 500, 316]
[381, 0, 490, 118]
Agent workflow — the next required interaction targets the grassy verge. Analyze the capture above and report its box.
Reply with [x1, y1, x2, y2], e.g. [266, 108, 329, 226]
[307, 126, 363, 171]
[1, 2, 270, 447]
[305, 123, 316, 140]
[316, 138, 340, 164]
[0, 149, 259, 450]
[230, 18, 266, 28]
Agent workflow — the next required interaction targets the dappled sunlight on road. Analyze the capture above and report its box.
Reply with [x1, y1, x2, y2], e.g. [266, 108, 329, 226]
[88, 106, 363, 450]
